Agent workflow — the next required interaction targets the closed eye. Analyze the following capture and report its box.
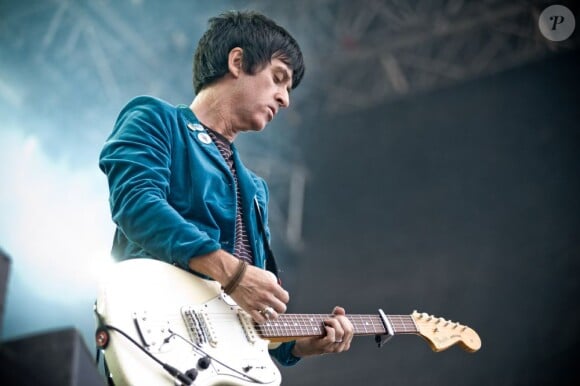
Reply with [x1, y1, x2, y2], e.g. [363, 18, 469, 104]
[273, 69, 292, 90]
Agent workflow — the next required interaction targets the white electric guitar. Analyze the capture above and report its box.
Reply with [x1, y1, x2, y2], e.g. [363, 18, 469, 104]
[95, 259, 481, 386]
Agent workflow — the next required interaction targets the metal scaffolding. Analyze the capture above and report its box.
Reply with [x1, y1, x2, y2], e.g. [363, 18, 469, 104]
[1, 0, 578, 251]
[239, 0, 579, 114]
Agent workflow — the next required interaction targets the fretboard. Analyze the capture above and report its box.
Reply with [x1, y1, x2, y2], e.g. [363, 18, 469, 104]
[255, 314, 418, 342]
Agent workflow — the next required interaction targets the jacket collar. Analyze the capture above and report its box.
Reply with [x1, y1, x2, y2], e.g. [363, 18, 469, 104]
[178, 105, 231, 177]
[178, 105, 258, 200]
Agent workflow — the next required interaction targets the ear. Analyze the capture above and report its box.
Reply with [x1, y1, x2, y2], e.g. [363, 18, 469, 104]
[228, 47, 244, 78]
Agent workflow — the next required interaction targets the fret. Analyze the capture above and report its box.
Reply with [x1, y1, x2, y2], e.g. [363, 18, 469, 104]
[255, 314, 325, 338]
[349, 315, 386, 335]
[387, 314, 418, 334]
[254, 313, 417, 339]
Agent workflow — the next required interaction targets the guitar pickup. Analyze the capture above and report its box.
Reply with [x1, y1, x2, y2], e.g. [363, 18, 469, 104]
[181, 306, 218, 347]
[237, 310, 258, 344]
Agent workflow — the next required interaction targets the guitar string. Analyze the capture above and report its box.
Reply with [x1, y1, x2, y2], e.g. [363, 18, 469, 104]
[247, 316, 414, 336]
[147, 312, 472, 355]
[184, 314, 416, 333]
[157, 312, 418, 340]
[162, 313, 414, 324]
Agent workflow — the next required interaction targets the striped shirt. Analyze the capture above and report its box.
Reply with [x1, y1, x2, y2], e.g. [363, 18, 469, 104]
[205, 128, 254, 264]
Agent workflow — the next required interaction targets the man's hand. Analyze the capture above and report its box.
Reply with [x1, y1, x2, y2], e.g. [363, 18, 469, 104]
[291, 306, 353, 357]
[188, 250, 289, 323]
[228, 264, 289, 323]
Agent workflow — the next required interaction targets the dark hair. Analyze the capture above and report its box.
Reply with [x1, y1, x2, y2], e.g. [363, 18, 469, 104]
[193, 11, 305, 94]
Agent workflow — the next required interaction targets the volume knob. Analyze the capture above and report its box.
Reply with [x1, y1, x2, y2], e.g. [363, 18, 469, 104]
[198, 356, 211, 370]
[185, 368, 198, 381]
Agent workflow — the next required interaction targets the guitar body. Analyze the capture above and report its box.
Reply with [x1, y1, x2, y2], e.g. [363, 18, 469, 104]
[95, 258, 281, 386]
[96, 259, 481, 385]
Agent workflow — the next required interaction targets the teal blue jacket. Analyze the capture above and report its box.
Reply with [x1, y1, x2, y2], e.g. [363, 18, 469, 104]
[99, 96, 299, 366]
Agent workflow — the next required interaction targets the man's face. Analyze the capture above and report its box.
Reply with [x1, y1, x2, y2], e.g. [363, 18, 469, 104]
[232, 58, 293, 132]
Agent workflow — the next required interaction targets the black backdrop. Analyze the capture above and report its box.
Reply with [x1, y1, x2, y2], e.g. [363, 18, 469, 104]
[278, 48, 580, 385]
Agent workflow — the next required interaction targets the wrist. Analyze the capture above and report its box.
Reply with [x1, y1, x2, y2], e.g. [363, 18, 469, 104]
[290, 340, 307, 358]
[188, 249, 239, 285]
[222, 259, 248, 294]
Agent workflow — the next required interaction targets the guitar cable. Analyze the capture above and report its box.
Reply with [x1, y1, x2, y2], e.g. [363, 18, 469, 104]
[95, 318, 269, 385]
[166, 329, 268, 384]
[95, 323, 194, 386]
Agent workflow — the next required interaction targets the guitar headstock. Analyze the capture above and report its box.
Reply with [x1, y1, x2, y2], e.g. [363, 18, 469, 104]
[411, 310, 481, 353]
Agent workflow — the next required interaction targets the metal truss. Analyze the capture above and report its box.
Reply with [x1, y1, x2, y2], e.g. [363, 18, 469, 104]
[239, 0, 580, 114]
[2, 0, 578, 252]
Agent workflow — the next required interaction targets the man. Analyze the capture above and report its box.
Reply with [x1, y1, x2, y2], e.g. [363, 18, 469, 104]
[99, 10, 353, 367]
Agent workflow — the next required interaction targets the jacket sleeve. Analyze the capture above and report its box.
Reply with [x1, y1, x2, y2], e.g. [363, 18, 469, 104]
[269, 341, 301, 366]
[99, 96, 220, 268]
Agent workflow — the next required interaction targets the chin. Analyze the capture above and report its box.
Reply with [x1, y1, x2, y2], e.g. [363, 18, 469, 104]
[244, 115, 269, 133]
[251, 119, 268, 132]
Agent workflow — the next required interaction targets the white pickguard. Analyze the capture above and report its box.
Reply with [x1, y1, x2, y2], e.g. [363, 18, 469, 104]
[95, 258, 282, 386]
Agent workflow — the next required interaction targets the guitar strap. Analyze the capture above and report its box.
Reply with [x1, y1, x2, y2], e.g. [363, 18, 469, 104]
[253, 198, 282, 284]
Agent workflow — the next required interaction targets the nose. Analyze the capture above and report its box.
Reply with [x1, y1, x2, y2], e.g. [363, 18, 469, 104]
[275, 87, 290, 109]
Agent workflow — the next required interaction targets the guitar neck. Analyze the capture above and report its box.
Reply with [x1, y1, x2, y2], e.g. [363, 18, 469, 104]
[256, 314, 418, 342]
